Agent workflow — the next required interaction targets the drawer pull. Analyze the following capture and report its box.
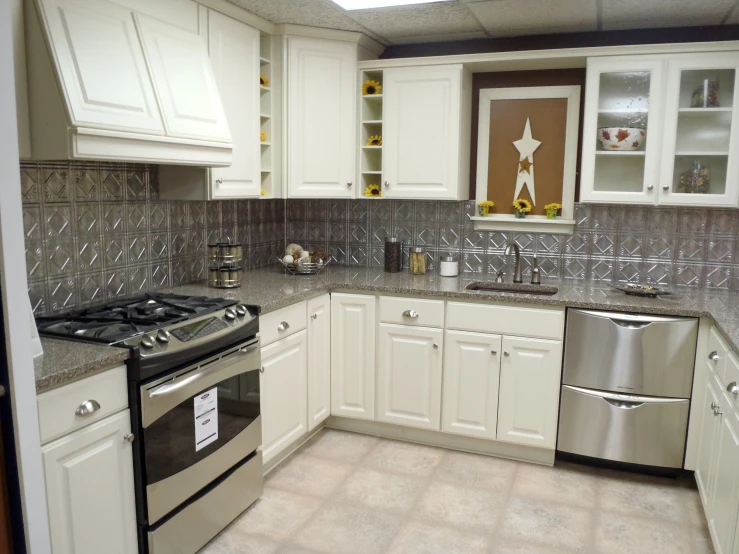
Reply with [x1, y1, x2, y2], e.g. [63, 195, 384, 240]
[277, 321, 290, 331]
[75, 400, 101, 417]
[402, 310, 419, 319]
[124, 433, 135, 443]
[727, 382, 739, 396]
[709, 351, 719, 362]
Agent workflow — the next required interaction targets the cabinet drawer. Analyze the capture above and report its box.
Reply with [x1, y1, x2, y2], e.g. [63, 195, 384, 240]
[259, 302, 307, 346]
[708, 326, 729, 382]
[724, 352, 739, 409]
[446, 302, 564, 340]
[379, 296, 445, 328]
[37, 366, 128, 445]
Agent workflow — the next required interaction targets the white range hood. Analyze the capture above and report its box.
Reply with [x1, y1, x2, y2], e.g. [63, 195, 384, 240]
[24, 0, 233, 166]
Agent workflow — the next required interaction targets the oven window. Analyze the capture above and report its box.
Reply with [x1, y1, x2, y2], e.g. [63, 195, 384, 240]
[143, 371, 260, 486]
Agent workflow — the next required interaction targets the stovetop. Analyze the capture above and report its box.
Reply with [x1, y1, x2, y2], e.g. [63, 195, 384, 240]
[36, 292, 240, 344]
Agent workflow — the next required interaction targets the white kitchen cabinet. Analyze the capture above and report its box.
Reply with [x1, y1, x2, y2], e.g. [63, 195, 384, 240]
[42, 410, 137, 554]
[377, 324, 443, 431]
[307, 294, 331, 431]
[696, 366, 723, 503]
[442, 330, 501, 440]
[331, 294, 375, 420]
[260, 330, 308, 465]
[497, 336, 563, 449]
[381, 65, 471, 200]
[708, 404, 739, 554]
[286, 36, 356, 198]
[658, 53, 739, 207]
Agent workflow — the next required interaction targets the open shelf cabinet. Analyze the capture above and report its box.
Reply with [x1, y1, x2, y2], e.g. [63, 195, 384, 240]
[359, 70, 384, 198]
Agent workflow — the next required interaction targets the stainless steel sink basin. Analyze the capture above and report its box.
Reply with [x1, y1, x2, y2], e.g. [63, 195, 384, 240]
[465, 282, 559, 296]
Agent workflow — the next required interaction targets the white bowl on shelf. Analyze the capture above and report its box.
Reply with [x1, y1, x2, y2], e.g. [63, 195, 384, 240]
[597, 127, 646, 151]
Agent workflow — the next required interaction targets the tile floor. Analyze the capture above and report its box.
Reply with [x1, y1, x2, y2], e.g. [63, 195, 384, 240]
[199, 429, 713, 554]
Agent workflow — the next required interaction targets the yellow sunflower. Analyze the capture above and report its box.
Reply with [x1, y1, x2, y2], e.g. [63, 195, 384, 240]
[260, 131, 267, 142]
[512, 198, 532, 213]
[362, 80, 382, 95]
[544, 202, 562, 211]
[366, 135, 382, 147]
[260, 73, 270, 87]
[364, 184, 381, 198]
[261, 189, 266, 197]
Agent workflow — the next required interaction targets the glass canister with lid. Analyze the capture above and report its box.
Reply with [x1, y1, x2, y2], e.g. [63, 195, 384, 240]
[409, 246, 427, 275]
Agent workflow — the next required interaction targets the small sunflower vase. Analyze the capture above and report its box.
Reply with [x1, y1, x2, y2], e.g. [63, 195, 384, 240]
[544, 202, 562, 219]
[477, 200, 495, 217]
[362, 80, 382, 96]
[513, 198, 532, 219]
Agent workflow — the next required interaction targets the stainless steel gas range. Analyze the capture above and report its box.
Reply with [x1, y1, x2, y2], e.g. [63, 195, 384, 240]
[37, 293, 263, 554]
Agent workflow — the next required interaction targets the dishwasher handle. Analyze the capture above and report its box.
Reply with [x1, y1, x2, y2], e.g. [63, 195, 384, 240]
[573, 309, 690, 327]
[563, 385, 686, 405]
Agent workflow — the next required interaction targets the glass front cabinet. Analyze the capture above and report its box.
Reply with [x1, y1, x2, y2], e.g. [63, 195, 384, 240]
[580, 53, 739, 207]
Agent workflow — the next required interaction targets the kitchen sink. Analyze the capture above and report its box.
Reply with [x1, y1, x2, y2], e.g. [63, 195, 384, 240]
[465, 282, 559, 296]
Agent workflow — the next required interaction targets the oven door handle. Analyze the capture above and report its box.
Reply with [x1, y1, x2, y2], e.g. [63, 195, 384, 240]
[149, 345, 258, 399]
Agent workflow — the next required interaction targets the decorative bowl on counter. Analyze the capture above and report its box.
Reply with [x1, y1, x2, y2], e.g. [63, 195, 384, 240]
[597, 127, 645, 151]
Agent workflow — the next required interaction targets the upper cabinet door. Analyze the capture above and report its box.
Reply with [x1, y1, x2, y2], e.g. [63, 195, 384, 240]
[580, 57, 665, 204]
[659, 53, 739, 207]
[208, 11, 261, 198]
[383, 65, 467, 200]
[287, 37, 356, 198]
[135, 13, 231, 143]
[35, 0, 164, 134]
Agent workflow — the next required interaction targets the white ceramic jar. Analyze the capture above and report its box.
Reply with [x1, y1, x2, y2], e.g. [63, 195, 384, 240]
[438, 255, 459, 277]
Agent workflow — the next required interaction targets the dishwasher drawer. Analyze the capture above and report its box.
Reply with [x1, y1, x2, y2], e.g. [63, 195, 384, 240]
[563, 309, 698, 398]
[557, 385, 690, 469]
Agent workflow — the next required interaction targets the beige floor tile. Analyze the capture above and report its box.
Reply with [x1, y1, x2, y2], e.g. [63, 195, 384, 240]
[434, 450, 518, 493]
[498, 497, 593, 552]
[299, 429, 379, 463]
[266, 453, 353, 498]
[597, 476, 691, 523]
[512, 462, 598, 509]
[488, 536, 575, 554]
[416, 481, 506, 533]
[387, 521, 490, 554]
[227, 489, 321, 542]
[199, 532, 281, 554]
[291, 501, 403, 554]
[690, 522, 716, 554]
[334, 466, 427, 513]
[594, 511, 697, 554]
[362, 438, 446, 477]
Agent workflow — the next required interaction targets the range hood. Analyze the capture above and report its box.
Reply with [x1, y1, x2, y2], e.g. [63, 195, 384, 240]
[24, 0, 233, 166]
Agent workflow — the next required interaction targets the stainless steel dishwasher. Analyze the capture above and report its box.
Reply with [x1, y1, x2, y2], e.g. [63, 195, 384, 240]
[557, 309, 698, 469]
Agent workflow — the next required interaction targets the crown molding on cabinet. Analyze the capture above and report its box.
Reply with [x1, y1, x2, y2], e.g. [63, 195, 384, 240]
[275, 24, 385, 57]
[195, 0, 275, 34]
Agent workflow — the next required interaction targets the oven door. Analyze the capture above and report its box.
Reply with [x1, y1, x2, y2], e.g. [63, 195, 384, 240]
[140, 338, 261, 525]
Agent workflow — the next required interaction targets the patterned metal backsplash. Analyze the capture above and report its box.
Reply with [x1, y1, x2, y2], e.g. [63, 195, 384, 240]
[285, 199, 739, 291]
[21, 161, 284, 316]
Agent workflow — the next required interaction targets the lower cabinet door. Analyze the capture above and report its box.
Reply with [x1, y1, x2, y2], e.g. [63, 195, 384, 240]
[377, 324, 443, 431]
[42, 410, 137, 554]
[696, 365, 723, 506]
[260, 330, 308, 465]
[442, 330, 502, 440]
[708, 405, 739, 554]
[307, 294, 331, 431]
[498, 336, 563, 449]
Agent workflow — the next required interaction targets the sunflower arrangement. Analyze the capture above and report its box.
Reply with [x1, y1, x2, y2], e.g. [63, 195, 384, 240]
[260, 73, 270, 87]
[477, 200, 495, 217]
[544, 202, 562, 219]
[362, 79, 382, 96]
[512, 198, 532, 218]
[366, 135, 382, 147]
[260, 131, 267, 143]
[261, 189, 266, 197]
[364, 184, 381, 198]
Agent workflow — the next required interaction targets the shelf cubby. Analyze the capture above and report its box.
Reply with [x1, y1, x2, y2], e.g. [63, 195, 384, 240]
[359, 69, 384, 194]
[259, 34, 273, 198]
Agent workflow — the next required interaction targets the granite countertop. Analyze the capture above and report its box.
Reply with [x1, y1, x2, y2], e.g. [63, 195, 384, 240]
[35, 265, 739, 392]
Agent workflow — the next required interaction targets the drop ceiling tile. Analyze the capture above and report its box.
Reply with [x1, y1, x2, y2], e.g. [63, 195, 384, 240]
[348, 3, 483, 39]
[389, 30, 488, 44]
[602, 0, 734, 30]
[467, 0, 598, 36]
[228, 0, 367, 32]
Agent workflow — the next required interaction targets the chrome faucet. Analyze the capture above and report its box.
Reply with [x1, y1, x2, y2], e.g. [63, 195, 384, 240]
[504, 243, 522, 284]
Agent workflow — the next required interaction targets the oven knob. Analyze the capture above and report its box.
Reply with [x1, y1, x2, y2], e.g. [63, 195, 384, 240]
[235, 305, 247, 317]
[224, 308, 236, 321]
[140, 335, 156, 349]
[156, 330, 171, 343]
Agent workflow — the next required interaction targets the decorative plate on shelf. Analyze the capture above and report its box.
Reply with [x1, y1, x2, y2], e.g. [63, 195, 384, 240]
[610, 283, 674, 298]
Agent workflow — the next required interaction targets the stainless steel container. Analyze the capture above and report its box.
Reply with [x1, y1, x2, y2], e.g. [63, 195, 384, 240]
[208, 241, 243, 288]
[409, 246, 426, 275]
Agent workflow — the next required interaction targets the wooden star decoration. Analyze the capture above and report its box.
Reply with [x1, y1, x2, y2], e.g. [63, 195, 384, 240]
[512, 118, 541, 205]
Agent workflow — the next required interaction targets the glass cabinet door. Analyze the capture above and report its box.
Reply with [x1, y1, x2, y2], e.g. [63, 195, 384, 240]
[659, 53, 739, 206]
[580, 58, 665, 204]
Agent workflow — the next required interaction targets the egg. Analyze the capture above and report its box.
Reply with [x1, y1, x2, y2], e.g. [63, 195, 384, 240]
[282, 254, 294, 264]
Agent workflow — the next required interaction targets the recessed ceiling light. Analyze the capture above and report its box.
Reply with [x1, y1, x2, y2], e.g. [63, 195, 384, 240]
[330, 0, 454, 10]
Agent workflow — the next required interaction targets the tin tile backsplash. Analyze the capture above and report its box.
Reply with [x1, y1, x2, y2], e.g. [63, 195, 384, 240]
[22, 161, 284, 315]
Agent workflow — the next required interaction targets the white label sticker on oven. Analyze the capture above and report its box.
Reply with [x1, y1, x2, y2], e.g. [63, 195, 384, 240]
[194, 388, 218, 452]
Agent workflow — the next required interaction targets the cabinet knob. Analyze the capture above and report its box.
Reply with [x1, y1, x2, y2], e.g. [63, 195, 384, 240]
[75, 400, 101, 417]
[709, 351, 719, 362]
[713, 406, 722, 416]
[347, 181, 353, 187]
[277, 321, 290, 331]
[433, 343, 438, 349]
[260, 366, 265, 374]
[402, 310, 419, 319]
[647, 184, 654, 191]
[215, 178, 223, 185]
[124, 433, 135, 443]
[384, 180, 390, 188]
[727, 382, 739, 396]
[504, 351, 510, 357]
[662, 184, 669, 191]
[491, 350, 497, 355]
[311, 313, 318, 320]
